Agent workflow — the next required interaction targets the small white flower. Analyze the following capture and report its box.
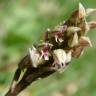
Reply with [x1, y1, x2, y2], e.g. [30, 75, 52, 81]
[53, 49, 67, 68]
[29, 46, 43, 67]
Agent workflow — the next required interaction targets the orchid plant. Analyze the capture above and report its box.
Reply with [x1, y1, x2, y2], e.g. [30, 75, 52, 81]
[5, 3, 96, 96]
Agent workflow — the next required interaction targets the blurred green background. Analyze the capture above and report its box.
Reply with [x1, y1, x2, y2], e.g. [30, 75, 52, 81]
[0, 0, 96, 96]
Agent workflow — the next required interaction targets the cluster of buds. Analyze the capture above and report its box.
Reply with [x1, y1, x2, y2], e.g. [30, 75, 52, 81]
[29, 3, 96, 71]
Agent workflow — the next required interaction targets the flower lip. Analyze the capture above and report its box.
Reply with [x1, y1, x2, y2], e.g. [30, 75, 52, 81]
[41, 50, 49, 60]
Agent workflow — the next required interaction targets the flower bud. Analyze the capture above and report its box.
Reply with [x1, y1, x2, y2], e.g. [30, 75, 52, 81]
[79, 3, 86, 19]
[72, 46, 84, 58]
[68, 32, 79, 47]
[79, 36, 92, 47]
[67, 26, 81, 36]
[86, 8, 96, 16]
[88, 21, 96, 29]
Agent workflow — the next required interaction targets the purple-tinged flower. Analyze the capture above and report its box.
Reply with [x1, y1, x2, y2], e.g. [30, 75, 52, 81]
[51, 25, 67, 43]
[52, 31, 64, 42]
[39, 42, 53, 60]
